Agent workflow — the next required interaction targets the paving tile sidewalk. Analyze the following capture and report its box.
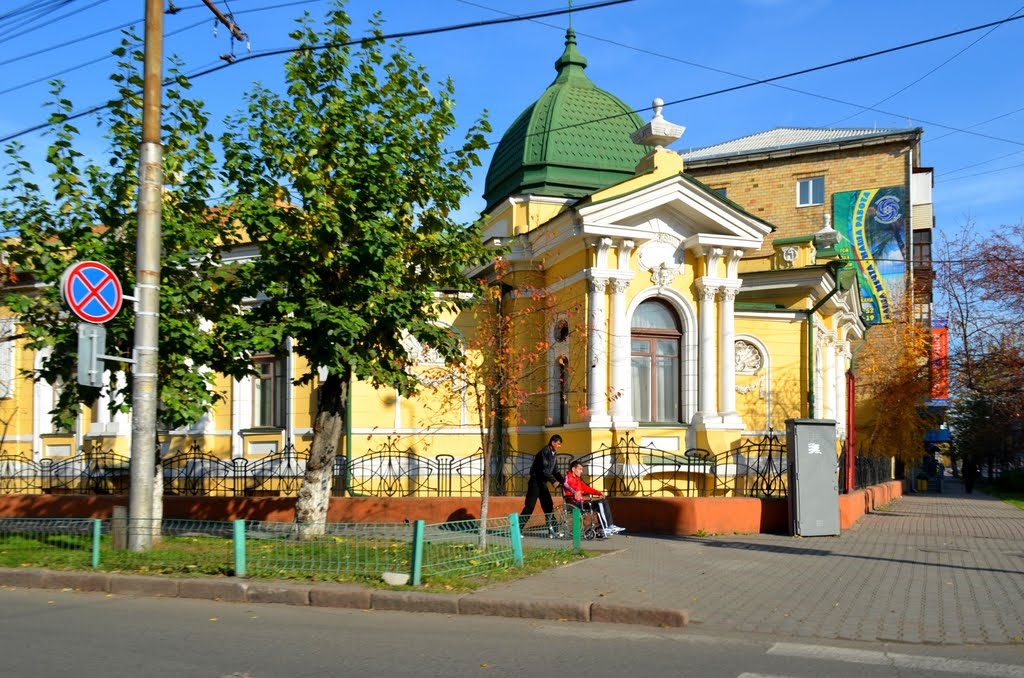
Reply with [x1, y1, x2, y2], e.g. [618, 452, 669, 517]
[470, 480, 1024, 644]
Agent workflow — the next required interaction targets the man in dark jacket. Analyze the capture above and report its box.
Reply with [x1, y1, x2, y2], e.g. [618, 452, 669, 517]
[521, 435, 565, 537]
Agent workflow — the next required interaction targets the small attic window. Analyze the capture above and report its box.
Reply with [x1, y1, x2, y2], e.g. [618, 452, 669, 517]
[713, 187, 727, 198]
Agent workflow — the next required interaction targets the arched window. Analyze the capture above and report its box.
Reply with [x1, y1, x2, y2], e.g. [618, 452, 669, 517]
[631, 300, 682, 423]
[549, 319, 570, 426]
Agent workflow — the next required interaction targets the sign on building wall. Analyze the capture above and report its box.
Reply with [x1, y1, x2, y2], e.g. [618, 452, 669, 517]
[930, 318, 949, 406]
[833, 187, 907, 324]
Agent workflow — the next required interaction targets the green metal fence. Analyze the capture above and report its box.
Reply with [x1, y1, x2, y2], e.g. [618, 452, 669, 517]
[0, 513, 568, 584]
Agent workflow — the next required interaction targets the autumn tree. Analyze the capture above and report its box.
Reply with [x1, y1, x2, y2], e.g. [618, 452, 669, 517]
[855, 294, 938, 462]
[219, 3, 490, 536]
[418, 256, 584, 547]
[936, 220, 1024, 473]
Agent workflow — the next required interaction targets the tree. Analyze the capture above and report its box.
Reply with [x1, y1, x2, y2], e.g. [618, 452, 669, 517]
[855, 294, 938, 462]
[936, 219, 1024, 474]
[0, 38, 239, 434]
[418, 256, 586, 546]
[219, 3, 490, 536]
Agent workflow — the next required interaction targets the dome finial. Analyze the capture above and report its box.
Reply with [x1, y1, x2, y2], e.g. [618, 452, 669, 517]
[554, 26, 588, 80]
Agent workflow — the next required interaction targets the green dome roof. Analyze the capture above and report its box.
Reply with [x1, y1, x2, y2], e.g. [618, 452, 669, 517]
[483, 29, 648, 211]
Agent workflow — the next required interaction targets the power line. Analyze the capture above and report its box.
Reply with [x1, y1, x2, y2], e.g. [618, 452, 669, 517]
[936, 160, 1024, 183]
[512, 13, 1024, 153]
[455, 0, 1024, 153]
[0, 0, 636, 144]
[0, 0, 113, 45]
[0, 0, 323, 98]
[827, 3, 1024, 127]
[4, 2, 1024, 155]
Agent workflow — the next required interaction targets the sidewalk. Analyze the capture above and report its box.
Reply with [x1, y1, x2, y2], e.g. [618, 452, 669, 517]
[476, 479, 1024, 644]
[2, 481, 1022, 644]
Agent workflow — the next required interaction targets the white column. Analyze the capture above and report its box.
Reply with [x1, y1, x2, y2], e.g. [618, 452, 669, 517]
[717, 285, 740, 417]
[696, 279, 719, 417]
[824, 335, 838, 420]
[587, 277, 610, 422]
[609, 277, 631, 423]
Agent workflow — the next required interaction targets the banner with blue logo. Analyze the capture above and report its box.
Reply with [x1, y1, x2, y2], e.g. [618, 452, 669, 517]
[833, 186, 907, 324]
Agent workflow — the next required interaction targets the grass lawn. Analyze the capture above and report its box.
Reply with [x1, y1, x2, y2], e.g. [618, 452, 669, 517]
[0, 533, 589, 592]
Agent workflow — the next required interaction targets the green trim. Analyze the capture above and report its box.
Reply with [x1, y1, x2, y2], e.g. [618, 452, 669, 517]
[735, 302, 788, 311]
[774, 234, 816, 245]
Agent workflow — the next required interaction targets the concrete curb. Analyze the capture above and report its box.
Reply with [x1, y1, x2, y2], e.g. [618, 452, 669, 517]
[0, 568, 687, 628]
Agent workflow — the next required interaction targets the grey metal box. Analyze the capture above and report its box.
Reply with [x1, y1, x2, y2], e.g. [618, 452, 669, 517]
[786, 418, 840, 536]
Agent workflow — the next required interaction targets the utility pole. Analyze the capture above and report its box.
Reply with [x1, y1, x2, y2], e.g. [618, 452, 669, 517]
[128, 0, 164, 552]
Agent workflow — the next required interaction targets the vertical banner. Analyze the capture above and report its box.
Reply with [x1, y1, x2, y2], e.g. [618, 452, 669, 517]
[833, 187, 907, 324]
[930, 318, 949, 405]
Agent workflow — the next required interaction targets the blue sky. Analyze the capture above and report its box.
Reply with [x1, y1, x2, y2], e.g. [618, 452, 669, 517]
[2, 0, 1022, 236]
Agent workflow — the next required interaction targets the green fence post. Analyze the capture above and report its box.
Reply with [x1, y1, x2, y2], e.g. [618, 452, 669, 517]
[233, 520, 246, 578]
[91, 519, 101, 569]
[509, 513, 524, 567]
[571, 507, 581, 552]
[410, 519, 425, 586]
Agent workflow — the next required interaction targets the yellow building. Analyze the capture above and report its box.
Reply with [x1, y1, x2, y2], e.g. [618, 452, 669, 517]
[2, 29, 902, 499]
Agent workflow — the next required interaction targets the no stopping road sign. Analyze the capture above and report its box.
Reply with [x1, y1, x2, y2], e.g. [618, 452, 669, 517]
[60, 261, 123, 324]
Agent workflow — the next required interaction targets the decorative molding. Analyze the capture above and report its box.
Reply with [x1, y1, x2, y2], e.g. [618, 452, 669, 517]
[718, 287, 739, 303]
[609, 278, 630, 295]
[781, 246, 798, 267]
[698, 284, 720, 303]
[735, 374, 766, 398]
[734, 339, 763, 374]
[589, 278, 609, 294]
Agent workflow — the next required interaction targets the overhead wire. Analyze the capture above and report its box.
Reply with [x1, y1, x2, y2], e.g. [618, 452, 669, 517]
[826, 3, 1024, 127]
[454, 0, 1024, 153]
[2, 1, 1023, 163]
[0, 0, 324, 97]
[0, 0, 636, 144]
[0, 0, 113, 45]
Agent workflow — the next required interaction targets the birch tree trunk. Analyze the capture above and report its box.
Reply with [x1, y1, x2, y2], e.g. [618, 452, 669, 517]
[295, 372, 347, 539]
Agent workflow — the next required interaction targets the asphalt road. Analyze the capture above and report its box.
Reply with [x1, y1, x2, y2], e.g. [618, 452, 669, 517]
[2, 588, 1023, 678]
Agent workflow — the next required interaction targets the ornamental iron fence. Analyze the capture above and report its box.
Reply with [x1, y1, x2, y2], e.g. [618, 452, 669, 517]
[0, 432, 789, 499]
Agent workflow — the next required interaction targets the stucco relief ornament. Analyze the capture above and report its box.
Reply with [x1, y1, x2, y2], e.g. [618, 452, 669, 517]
[637, 237, 682, 286]
[781, 247, 798, 268]
[734, 339, 763, 374]
[401, 333, 444, 366]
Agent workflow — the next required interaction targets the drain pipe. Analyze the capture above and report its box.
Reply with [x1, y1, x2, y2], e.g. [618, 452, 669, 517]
[806, 260, 847, 417]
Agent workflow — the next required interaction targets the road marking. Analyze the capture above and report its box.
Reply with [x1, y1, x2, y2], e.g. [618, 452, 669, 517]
[738, 674, 792, 678]
[769, 642, 1024, 677]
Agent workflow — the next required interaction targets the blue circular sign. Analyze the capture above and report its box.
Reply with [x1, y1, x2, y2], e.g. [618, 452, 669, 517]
[61, 261, 123, 324]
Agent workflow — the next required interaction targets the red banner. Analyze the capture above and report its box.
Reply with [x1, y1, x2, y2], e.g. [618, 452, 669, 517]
[930, 320, 949, 402]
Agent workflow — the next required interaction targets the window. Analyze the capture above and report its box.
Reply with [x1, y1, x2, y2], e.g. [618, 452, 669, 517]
[713, 187, 728, 198]
[912, 229, 932, 269]
[253, 356, 287, 428]
[550, 319, 570, 426]
[631, 300, 682, 424]
[797, 176, 824, 207]
[554, 355, 570, 426]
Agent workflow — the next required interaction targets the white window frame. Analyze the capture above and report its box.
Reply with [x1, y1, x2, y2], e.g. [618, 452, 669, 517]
[0, 317, 14, 399]
[797, 176, 825, 207]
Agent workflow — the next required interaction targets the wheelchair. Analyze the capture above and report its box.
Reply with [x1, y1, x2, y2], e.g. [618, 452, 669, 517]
[554, 496, 607, 540]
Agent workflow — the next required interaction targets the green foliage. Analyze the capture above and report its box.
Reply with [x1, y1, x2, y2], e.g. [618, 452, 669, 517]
[219, 3, 491, 396]
[0, 34, 243, 430]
